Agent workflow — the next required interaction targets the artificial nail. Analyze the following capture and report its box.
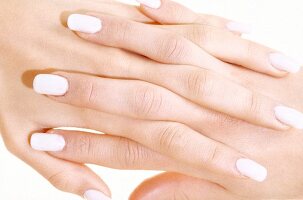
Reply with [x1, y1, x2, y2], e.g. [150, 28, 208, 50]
[136, 0, 162, 9]
[31, 133, 65, 152]
[236, 158, 267, 182]
[68, 14, 102, 34]
[270, 53, 301, 73]
[275, 106, 303, 129]
[84, 190, 111, 200]
[226, 21, 253, 34]
[33, 74, 68, 96]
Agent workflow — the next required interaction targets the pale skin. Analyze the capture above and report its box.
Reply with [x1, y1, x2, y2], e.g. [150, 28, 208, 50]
[0, 0, 302, 199]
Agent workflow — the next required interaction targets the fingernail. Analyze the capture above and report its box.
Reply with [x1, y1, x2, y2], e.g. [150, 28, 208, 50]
[275, 106, 303, 129]
[226, 21, 253, 34]
[236, 158, 267, 182]
[136, 0, 162, 9]
[84, 190, 111, 200]
[270, 53, 301, 73]
[33, 74, 69, 96]
[31, 133, 65, 152]
[68, 14, 102, 34]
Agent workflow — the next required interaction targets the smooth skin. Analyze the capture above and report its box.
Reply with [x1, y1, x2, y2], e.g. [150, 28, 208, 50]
[63, 12, 303, 131]
[0, 0, 268, 198]
[32, 1, 303, 199]
[0, 0, 302, 199]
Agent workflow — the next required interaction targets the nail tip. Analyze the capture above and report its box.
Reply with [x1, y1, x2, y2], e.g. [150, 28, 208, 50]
[33, 74, 68, 96]
[84, 190, 111, 200]
[30, 133, 66, 152]
[67, 14, 102, 34]
[270, 53, 301, 73]
[136, 0, 162, 9]
[226, 21, 253, 34]
[274, 106, 303, 129]
[236, 158, 268, 182]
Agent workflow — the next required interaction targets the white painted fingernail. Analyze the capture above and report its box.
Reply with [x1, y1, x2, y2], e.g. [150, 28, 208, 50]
[84, 190, 111, 200]
[33, 74, 69, 96]
[270, 53, 301, 73]
[136, 0, 161, 9]
[68, 14, 102, 34]
[226, 21, 253, 34]
[236, 159, 267, 182]
[31, 133, 65, 152]
[275, 106, 303, 129]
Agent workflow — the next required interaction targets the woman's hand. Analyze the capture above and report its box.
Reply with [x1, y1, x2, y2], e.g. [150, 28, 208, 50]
[0, 0, 156, 199]
[36, 68, 303, 199]
[0, 0, 301, 199]
[29, 1, 303, 199]
[57, 4, 303, 131]
[1, 0, 271, 198]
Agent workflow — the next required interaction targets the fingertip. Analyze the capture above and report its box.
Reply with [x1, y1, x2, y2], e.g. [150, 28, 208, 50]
[226, 21, 253, 34]
[269, 53, 302, 74]
[33, 74, 69, 96]
[136, 0, 162, 9]
[84, 189, 112, 200]
[67, 14, 102, 34]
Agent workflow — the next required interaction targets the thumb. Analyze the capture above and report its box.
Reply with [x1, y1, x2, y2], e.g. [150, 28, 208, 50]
[130, 172, 241, 200]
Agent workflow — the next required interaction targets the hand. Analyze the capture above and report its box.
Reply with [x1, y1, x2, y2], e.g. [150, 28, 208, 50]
[2, 0, 271, 198]
[30, 0, 303, 199]
[0, 0, 155, 199]
[130, 172, 301, 200]
[49, 1, 303, 131]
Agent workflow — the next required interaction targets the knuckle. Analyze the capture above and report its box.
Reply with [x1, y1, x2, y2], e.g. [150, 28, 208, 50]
[158, 35, 187, 61]
[247, 92, 262, 120]
[158, 123, 188, 154]
[47, 170, 69, 191]
[71, 135, 93, 157]
[201, 143, 221, 167]
[4, 139, 20, 155]
[183, 70, 213, 99]
[2, 134, 23, 157]
[47, 168, 84, 193]
[189, 25, 213, 47]
[116, 138, 149, 168]
[132, 86, 163, 117]
[111, 20, 133, 42]
[85, 80, 97, 105]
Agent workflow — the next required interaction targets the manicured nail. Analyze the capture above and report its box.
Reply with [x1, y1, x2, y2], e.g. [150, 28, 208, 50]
[33, 74, 68, 96]
[68, 14, 102, 34]
[270, 53, 301, 73]
[236, 158, 267, 182]
[31, 133, 65, 152]
[275, 106, 303, 129]
[226, 21, 253, 34]
[136, 0, 161, 9]
[84, 190, 111, 200]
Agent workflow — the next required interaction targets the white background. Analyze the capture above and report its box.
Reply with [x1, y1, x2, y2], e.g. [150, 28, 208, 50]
[1, 0, 303, 199]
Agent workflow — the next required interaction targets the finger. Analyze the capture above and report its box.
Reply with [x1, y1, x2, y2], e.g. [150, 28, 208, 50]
[66, 13, 301, 78]
[67, 13, 227, 72]
[161, 24, 301, 75]
[34, 71, 297, 131]
[34, 72, 212, 126]
[130, 172, 243, 200]
[137, 0, 252, 35]
[32, 130, 177, 170]
[31, 127, 225, 183]
[3, 127, 112, 200]
[30, 121, 267, 183]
